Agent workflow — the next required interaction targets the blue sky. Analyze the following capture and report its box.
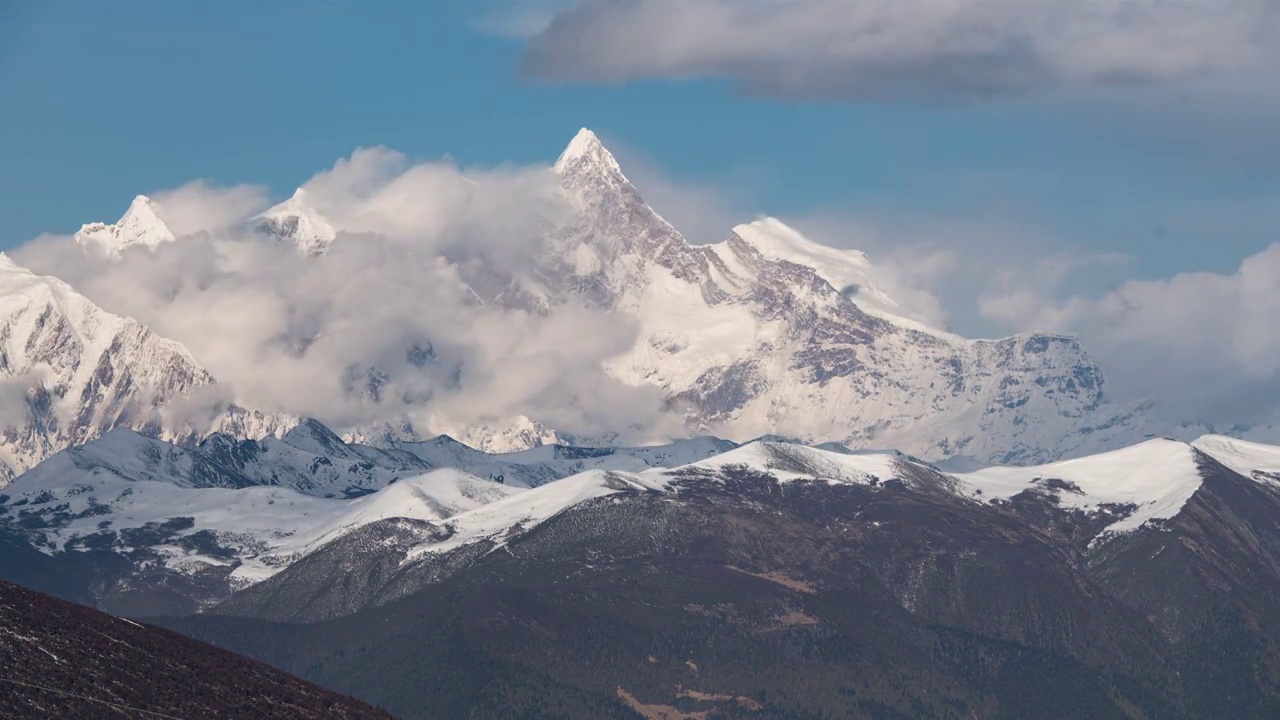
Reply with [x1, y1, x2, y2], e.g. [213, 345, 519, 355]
[1, 1, 1276, 308]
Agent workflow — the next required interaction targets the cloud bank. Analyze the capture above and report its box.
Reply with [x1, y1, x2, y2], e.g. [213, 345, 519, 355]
[13, 152, 675, 445]
[981, 242, 1280, 424]
[521, 0, 1279, 101]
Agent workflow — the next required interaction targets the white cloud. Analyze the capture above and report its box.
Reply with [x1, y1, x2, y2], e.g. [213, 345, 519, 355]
[12, 152, 674, 444]
[151, 181, 271, 237]
[521, 0, 1279, 101]
[1003, 243, 1280, 423]
[0, 373, 42, 431]
[474, 0, 577, 38]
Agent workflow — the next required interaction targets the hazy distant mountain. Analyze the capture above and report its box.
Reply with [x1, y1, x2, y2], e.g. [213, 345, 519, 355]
[0, 255, 291, 481]
[254, 187, 338, 255]
[73, 194, 175, 256]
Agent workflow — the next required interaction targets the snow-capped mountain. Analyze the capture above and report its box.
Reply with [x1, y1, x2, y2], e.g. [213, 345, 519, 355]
[73, 194, 176, 255]
[49, 129, 1267, 465]
[154, 431, 1280, 624]
[254, 188, 337, 255]
[8, 422, 1274, 616]
[0, 422, 736, 606]
[11, 416, 735, 498]
[0, 255, 291, 481]
[497, 129, 1166, 463]
[180, 432, 1280, 720]
[1190, 434, 1280, 483]
[14, 422, 432, 497]
[2, 455, 521, 589]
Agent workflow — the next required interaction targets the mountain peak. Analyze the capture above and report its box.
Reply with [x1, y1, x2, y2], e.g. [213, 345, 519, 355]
[554, 127, 622, 177]
[74, 194, 175, 255]
[116, 195, 171, 236]
[125, 193, 158, 215]
[256, 188, 337, 255]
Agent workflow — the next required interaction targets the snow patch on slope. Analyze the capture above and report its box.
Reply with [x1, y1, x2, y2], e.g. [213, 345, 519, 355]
[953, 438, 1204, 537]
[407, 469, 669, 559]
[3, 466, 522, 584]
[1193, 434, 1280, 483]
[685, 441, 903, 485]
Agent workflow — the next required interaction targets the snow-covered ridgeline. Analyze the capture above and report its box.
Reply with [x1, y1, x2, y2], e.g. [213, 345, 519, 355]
[7, 430, 1277, 592]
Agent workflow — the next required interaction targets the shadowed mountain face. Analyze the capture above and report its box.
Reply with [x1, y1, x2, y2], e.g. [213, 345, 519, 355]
[0, 581, 393, 719]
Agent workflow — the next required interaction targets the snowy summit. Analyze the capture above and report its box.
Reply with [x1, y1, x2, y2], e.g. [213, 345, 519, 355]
[74, 194, 176, 255]
[255, 188, 338, 255]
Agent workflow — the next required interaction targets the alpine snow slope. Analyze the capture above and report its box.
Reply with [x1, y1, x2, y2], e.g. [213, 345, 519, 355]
[0, 421, 736, 614]
[55, 129, 1268, 465]
[0, 254, 291, 481]
[128, 431, 1280, 719]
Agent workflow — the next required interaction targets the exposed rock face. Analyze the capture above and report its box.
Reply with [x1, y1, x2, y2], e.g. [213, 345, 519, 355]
[0, 255, 292, 481]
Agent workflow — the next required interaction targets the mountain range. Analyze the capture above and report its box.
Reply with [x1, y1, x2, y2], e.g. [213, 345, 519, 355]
[4, 128, 1279, 717]
[9, 128, 1264, 470]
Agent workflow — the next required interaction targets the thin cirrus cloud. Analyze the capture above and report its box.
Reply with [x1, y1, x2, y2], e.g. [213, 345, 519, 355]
[519, 0, 1279, 102]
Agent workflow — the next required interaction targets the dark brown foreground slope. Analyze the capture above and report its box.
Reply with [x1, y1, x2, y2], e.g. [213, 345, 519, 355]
[0, 581, 394, 720]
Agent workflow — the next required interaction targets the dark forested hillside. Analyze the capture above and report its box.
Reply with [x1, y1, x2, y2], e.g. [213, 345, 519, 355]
[0, 581, 394, 719]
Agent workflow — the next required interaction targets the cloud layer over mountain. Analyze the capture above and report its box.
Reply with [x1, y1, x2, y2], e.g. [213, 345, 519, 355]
[11, 132, 1279, 444]
[13, 152, 675, 445]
